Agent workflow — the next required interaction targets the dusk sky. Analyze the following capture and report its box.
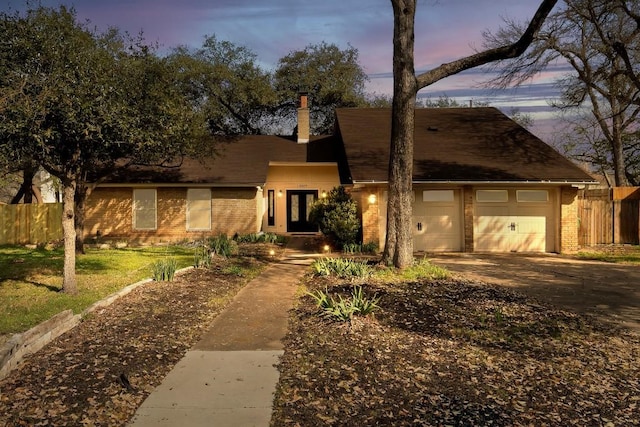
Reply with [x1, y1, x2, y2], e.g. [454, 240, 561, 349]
[3, 0, 567, 140]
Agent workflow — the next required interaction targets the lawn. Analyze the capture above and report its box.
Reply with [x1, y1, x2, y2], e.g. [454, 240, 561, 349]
[0, 245, 195, 336]
[272, 258, 640, 426]
[575, 244, 640, 264]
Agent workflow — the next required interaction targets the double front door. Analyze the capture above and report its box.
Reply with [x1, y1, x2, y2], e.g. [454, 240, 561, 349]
[287, 190, 318, 233]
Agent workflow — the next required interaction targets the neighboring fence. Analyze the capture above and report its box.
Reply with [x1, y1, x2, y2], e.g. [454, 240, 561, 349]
[578, 187, 640, 246]
[0, 203, 63, 245]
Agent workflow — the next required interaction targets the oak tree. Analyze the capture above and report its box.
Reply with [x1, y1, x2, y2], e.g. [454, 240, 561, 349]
[384, 0, 558, 268]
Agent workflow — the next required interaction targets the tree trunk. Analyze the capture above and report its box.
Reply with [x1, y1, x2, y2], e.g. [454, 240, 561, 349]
[10, 164, 38, 204]
[383, 0, 417, 269]
[74, 184, 89, 254]
[61, 180, 78, 294]
[610, 93, 630, 186]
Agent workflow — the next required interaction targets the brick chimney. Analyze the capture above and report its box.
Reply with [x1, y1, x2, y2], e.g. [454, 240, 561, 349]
[297, 92, 310, 143]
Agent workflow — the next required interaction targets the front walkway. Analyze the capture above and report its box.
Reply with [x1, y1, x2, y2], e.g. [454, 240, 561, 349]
[128, 238, 315, 426]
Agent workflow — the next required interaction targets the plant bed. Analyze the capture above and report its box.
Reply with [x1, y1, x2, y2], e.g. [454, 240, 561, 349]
[272, 272, 640, 426]
[0, 256, 267, 426]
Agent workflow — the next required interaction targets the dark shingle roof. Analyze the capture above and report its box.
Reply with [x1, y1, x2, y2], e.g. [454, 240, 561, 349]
[336, 107, 596, 183]
[106, 135, 339, 185]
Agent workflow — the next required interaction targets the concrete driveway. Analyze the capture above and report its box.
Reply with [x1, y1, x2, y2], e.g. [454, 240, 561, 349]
[427, 253, 640, 332]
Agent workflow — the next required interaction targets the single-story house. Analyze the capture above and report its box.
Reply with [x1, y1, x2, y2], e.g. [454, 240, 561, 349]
[84, 96, 597, 253]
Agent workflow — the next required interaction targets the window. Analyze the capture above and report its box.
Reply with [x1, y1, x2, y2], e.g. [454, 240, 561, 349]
[267, 190, 275, 226]
[476, 190, 508, 202]
[187, 188, 211, 230]
[423, 190, 454, 202]
[517, 190, 549, 202]
[133, 189, 157, 230]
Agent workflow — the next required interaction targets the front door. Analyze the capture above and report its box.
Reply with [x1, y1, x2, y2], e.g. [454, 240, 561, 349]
[287, 190, 318, 233]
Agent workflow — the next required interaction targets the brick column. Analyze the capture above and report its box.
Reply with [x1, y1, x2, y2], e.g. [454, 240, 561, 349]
[361, 189, 380, 246]
[463, 186, 474, 252]
[560, 186, 579, 253]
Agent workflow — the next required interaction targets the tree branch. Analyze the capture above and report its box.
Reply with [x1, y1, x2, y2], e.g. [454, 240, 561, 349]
[416, 0, 558, 89]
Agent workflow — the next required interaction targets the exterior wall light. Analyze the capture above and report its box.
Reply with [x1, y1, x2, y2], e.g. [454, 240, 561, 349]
[278, 190, 283, 197]
[321, 190, 327, 198]
[368, 194, 377, 204]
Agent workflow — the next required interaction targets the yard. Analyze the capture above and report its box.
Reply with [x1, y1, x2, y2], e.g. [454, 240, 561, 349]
[0, 244, 638, 425]
[271, 258, 640, 426]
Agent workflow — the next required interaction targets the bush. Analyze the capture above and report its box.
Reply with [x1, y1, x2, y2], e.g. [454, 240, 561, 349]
[307, 285, 380, 322]
[309, 186, 360, 249]
[207, 234, 237, 257]
[342, 241, 379, 255]
[151, 258, 178, 281]
[234, 232, 282, 244]
[311, 257, 372, 279]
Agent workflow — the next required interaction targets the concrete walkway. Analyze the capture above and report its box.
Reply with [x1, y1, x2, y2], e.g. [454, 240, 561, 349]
[128, 238, 314, 427]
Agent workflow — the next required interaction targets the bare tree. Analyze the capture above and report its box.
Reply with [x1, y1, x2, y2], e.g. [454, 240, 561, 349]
[384, 0, 558, 268]
[483, 0, 640, 186]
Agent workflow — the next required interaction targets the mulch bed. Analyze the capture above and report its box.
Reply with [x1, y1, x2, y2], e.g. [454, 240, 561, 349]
[0, 257, 267, 426]
[271, 275, 640, 426]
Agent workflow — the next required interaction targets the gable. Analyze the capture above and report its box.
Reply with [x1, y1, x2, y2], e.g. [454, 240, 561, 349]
[335, 107, 596, 184]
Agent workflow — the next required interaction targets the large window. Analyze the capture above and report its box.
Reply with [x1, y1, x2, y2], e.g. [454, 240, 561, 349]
[133, 189, 157, 230]
[187, 188, 212, 231]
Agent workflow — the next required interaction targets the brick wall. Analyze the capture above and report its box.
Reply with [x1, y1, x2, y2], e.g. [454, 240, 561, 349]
[463, 186, 474, 252]
[560, 186, 580, 253]
[360, 189, 381, 247]
[84, 186, 259, 243]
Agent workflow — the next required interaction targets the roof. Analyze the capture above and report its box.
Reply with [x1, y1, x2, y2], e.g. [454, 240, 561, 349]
[335, 107, 597, 184]
[105, 135, 339, 186]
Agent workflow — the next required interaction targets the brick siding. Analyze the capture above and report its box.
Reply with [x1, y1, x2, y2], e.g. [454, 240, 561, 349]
[84, 187, 259, 244]
[560, 186, 580, 253]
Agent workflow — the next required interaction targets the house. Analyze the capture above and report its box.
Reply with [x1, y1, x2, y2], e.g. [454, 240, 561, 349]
[84, 96, 597, 253]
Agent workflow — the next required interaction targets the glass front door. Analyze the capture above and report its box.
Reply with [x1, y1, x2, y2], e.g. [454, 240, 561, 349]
[287, 190, 318, 232]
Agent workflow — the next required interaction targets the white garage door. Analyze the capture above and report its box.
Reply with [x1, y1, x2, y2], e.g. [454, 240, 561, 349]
[474, 189, 555, 252]
[413, 189, 462, 251]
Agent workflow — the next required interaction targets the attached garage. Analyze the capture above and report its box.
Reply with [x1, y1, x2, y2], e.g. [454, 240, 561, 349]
[474, 188, 556, 252]
[413, 189, 462, 251]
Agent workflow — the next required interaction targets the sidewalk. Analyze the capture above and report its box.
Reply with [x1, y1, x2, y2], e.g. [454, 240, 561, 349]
[128, 238, 315, 427]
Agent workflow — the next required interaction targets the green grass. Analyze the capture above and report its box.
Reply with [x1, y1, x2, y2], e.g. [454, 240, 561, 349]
[374, 257, 450, 282]
[575, 246, 640, 264]
[0, 245, 194, 335]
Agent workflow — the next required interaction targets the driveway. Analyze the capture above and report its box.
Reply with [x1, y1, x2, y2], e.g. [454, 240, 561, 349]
[427, 253, 640, 333]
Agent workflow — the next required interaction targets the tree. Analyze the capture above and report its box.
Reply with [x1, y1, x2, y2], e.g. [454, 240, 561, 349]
[0, 6, 205, 293]
[274, 42, 369, 134]
[384, 0, 557, 268]
[483, 0, 640, 185]
[168, 36, 277, 136]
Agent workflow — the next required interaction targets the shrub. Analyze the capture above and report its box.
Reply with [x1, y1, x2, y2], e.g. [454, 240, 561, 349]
[307, 285, 380, 322]
[311, 257, 372, 279]
[193, 244, 211, 268]
[234, 232, 282, 244]
[309, 186, 360, 249]
[342, 241, 379, 255]
[207, 234, 237, 257]
[152, 258, 178, 281]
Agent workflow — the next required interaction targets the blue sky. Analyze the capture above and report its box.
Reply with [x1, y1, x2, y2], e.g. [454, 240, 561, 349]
[3, 0, 565, 140]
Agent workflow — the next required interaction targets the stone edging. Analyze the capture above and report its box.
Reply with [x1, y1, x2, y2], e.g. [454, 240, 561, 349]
[0, 266, 194, 381]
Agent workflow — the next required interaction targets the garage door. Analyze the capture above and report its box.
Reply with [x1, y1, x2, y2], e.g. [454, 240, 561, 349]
[413, 189, 461, 251]
[474, 189, 554, 252]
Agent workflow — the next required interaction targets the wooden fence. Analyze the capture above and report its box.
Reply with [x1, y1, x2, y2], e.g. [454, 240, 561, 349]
[578, 187, 640, 246]
[0, 203, 63, 245]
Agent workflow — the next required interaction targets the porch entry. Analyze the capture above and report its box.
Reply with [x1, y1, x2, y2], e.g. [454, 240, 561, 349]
[287, 190, 318, 233]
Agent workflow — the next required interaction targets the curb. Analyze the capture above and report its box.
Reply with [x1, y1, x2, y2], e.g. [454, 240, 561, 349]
[0, 266, 194, 381]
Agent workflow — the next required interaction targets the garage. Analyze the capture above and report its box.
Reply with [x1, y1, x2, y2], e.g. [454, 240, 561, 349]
[413, 189, 462, 251]
[474, 188, 555, 252]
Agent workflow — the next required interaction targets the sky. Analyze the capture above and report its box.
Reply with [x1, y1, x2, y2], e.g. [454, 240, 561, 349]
[3, 0, 567, 141]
